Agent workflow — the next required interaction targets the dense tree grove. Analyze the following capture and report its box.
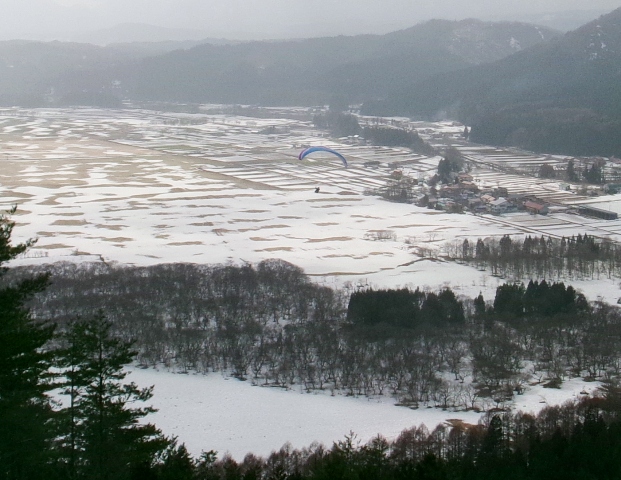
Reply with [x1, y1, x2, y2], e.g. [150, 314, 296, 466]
[5, 256, 621, 411]
[348, 288, 464, 328]
[312, 112, 361, 137]
[491, 280, 588, 321]
[436, 147, 464, 183]
[361, 126, 435, 156]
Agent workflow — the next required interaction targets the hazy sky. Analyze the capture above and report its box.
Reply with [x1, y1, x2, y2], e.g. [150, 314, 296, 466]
[1, 0, 619, 41]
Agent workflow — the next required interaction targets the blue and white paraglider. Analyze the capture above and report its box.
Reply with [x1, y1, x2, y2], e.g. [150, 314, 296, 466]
[298, 146, 347, 168]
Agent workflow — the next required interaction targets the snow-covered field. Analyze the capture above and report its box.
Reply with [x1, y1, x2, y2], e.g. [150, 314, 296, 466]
[1, 107, 618, 458]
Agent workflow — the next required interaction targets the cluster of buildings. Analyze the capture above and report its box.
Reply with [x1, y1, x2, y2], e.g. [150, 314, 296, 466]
[421, 174, 618, 220]
[424, 173, 550, 216]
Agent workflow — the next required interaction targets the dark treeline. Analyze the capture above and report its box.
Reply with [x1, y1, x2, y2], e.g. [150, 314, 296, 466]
[348, 287, 465, 328]
[311, 112, 434, 155]
[312, 111, 362, 138]
[450, 233, 621, 281]
[361, 126, 436, 156]
[493, 280, 588, 319]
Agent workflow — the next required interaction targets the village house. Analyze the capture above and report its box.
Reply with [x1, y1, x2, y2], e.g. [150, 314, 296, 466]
[467, 198, 487, 213]
[440, 184, 463, 198]
[486, 197, 518, 215]
[523, 200, 549, 215]
[457, 172, 474, 183]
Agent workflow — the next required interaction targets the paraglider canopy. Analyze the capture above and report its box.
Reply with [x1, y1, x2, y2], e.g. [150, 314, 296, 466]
[298, 146, 347, 168]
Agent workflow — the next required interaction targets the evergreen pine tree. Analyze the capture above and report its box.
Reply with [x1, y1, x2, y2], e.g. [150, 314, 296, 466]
[474, 293, 486, 319]
[0, 207, 57, 480]
[58, 312, 169, 480]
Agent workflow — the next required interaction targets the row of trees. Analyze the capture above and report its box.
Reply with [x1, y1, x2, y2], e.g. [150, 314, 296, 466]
[451, 233, 620, 281]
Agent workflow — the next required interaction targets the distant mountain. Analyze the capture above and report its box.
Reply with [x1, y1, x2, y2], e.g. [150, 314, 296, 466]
[0, 40, 131, 106]
[123, 18, 559, 106]
[0, 18, 560, 112]
[0, 34, 235, 107]
[106, 38, 240, 59]
[379, 19, 558, 65]
[502, 9, 616, 32]
[71, 23, 220, 46]
[363, 8, 621, 157]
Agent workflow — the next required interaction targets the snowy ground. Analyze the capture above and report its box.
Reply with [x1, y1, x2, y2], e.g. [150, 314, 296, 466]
[126, 367, 599, 460]
[0, 107, 618, 458]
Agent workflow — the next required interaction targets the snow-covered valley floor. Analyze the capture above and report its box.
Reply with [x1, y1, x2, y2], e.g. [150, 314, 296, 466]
[1, 106, 618, 458]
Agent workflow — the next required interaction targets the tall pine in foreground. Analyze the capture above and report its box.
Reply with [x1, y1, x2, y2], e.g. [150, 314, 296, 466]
[0, 207, 56, 480]
[57, 312, 169, 480]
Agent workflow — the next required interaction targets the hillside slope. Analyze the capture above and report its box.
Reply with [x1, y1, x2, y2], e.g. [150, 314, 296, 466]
[363, 8, 621, 157]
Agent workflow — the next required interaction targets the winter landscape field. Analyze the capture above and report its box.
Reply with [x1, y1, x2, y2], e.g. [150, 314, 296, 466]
[1, 106, 619, 458]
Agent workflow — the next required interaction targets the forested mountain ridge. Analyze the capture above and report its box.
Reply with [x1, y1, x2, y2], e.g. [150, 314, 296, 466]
[380, 19, 557, 65]
[363, 7, 621, 157]
[0, 19, 558, 108]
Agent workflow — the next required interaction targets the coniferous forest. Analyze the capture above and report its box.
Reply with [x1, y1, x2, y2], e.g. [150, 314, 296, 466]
[6, 207, 621, 479]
